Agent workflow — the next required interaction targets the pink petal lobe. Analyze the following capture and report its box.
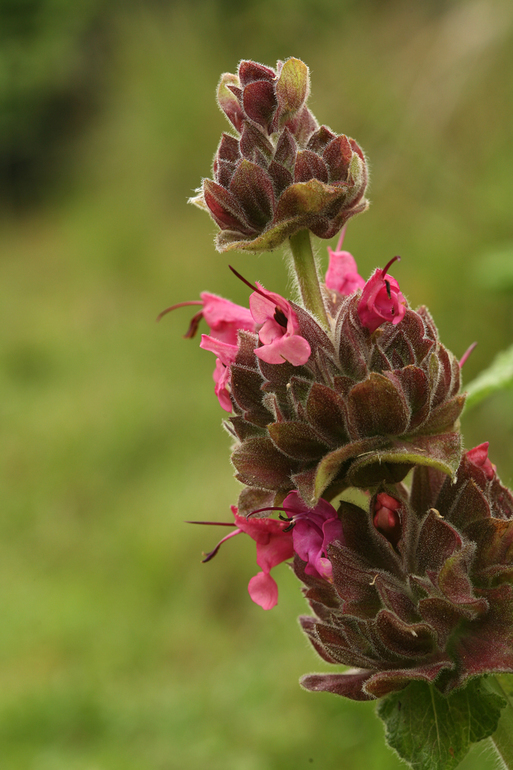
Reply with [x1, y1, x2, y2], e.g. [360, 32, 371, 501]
[325, 249, 365, 296]
[200, 334, 238, 365]
[200, 292, 254, 344]
[249, 291, 276, 324]
[248, 571, 279, 610]
[254, 334, 311, 366]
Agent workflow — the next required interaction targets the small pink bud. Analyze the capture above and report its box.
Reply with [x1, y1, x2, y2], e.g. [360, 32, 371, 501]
[373, 492, 402, 546]
[357, 257, 406, 334]
[325, 228, 365, 296]
[466, 442, 496, 481]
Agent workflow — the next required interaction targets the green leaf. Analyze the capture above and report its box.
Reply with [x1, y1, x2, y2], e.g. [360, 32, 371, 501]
[376, 678, 506, 770]
[464, 344, 513, 411]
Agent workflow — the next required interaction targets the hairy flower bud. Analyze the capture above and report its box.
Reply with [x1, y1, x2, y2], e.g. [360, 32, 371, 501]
[298, 448, 513, 701]
[190, 58, 369, 252]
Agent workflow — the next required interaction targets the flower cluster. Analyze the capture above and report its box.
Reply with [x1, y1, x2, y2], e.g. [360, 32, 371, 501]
[190, 58, 368, 252]
[299, 444, 513, 700]
[169, 57, 513, 715]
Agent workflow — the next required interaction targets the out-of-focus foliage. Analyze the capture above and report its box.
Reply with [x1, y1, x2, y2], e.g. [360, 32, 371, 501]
[0, 0, 512, 767]
[0, 0, 107, 202]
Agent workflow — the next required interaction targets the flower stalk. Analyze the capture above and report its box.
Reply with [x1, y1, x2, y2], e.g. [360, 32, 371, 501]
[171, 54, 513, 770]
[288, 229, 329, 328]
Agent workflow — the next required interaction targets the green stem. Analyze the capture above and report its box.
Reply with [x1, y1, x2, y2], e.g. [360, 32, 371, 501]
[488, 676, 513, 769]
[288, 229, 328, 328]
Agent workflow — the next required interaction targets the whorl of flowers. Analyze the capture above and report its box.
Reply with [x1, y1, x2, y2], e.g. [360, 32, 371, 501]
[189, 58, 368, 253]
[298, 446, 513, 700]
[228, 286, 464, 510]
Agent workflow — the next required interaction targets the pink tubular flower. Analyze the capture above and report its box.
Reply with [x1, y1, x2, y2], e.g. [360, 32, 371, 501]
[467, 442, 496, 481]
[325, 228, 365, 296]
[357, 257, 406, 334]
[281, 492, 344, 581]
[373, 492, 402, 547]
[157, 292, 254, 343]
[158, 292, 255, 411]
[250, 284, 311, 366]
[200, 335, 238, 412]
[199, 292, 255, 344]
[197, 508, 294, 610]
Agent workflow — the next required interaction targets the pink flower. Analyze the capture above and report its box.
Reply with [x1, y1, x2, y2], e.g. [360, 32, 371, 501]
[197, 508, 294, 610]
[467, 442, 496, 481]
[325, 228, 365, 296]
[250, 284, 311, 366]
[158, 292, 256, 412]
[373, 492, 402, 546]
[158, 292, 255, 344]
[200, 335, 238, 412]
[281, 492, 344, 581]
[357, 257, 406, 334]
[199, 292, 255, 345]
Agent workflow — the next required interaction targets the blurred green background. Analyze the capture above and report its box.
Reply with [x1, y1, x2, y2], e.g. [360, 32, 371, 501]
[1, 0, 512, 767]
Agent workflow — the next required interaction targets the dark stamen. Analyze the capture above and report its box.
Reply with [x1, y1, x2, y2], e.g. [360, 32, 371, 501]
[185, 521, 236, 526]
[156, 300, 202, 322]
[459, 341, 478, 369]
[248, 505, 297, 519]
[202, 546, 223, 563]
[184, 310, 204, 339]
[229, 265, 277, 306]
[274, 308, 288, 328]
[229, 265, 261, 293]
[385, 279, 392, 300]
[381, 256, 401, 278]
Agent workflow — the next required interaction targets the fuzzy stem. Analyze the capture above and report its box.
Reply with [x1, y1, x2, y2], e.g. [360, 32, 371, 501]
[288, 229, 328, 328]
[488, 676, 513, 769]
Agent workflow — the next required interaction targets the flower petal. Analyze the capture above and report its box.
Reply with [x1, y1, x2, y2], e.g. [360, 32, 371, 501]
[248, 571, 279, 609]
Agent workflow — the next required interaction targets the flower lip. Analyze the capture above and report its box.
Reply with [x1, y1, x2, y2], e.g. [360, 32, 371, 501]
[229, 265, 311, 366]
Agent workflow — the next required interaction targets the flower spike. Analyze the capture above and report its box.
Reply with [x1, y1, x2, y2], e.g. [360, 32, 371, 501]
[190, 58, 369, 252]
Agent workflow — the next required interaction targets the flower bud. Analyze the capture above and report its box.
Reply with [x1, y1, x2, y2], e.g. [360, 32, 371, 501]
[373, 492, 402, 546]
[190, 58, 369, 253]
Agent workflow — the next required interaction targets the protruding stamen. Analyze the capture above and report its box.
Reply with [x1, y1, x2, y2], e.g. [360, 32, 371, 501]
[248, 505, 296, 519]
[381, 256, 401, 278]
[459, 341, 478, 369]
[185, 520, 241, 563]
[156, 300, 203, 322]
